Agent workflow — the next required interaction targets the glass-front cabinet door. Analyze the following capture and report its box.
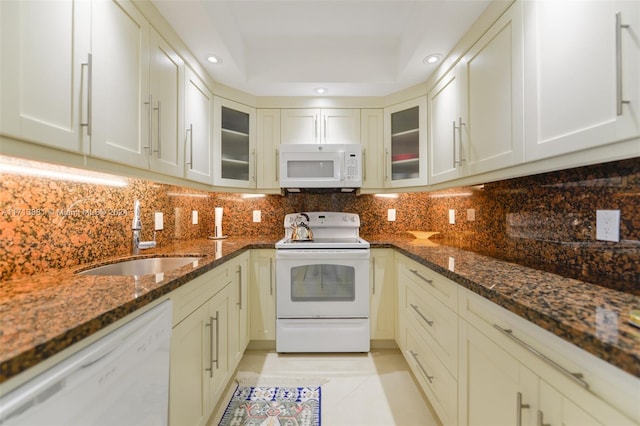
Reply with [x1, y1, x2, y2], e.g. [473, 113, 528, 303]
[384, 97, 427, 187]
[213, 97, 256, 188]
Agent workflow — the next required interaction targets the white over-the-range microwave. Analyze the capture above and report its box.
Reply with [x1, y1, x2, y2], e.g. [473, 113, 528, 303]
[279, 143, 362, 191]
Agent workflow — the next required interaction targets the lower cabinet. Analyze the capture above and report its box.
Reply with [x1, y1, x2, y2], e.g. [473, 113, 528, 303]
[370, 249, 395, 340]
[168, 255, 249, 426]
[249, 249, 276, 342]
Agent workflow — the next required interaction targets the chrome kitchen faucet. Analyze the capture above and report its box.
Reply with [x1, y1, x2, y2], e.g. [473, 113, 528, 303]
[132, 199, 157, 255]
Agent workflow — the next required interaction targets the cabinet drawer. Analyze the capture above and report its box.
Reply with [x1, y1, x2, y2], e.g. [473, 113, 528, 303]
[405, 326, 457, 426]
[405, 281, 458, 376]
[398, 256, 458, 311]
[170, 264, 232, 326]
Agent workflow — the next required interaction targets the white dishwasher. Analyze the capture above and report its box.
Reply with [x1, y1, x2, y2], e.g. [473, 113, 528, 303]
[0, 300, 172, 426]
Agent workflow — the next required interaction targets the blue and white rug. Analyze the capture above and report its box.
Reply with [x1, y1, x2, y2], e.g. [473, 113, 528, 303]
[218, 385, 321, 426]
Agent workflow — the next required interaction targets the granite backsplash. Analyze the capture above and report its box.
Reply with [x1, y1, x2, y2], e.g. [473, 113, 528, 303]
[1, 155, 638, 293]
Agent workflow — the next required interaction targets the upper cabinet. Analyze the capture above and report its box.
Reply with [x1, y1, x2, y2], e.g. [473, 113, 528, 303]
[360, 109, 385, 190]
[384, 98, 428, 188]
[213, 98, 256, 188]
[280, 109, 361, 144]
[429, 2, 524, 185]
[524, 0, 640, 161]
[0, 0, 90, 152]
[184, 67, 214, 184]
[256, 109, 281, 191]
[90, 0, 151, 169]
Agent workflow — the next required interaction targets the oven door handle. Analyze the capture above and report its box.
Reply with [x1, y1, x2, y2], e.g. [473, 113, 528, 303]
[276, 249, 371, 259]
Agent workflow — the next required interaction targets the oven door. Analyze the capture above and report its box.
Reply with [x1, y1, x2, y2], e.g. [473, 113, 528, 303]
[276, 249, 370, 318]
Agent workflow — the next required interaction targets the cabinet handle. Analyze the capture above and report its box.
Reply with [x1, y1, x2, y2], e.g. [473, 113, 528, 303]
[452, 120, 457, 168]
[205, 312, 219, 377]
[143, 94, 153, 155]
[493, 324, 589, 389]
[314, 116, 318, 142]
[409, 350, 434, 383]
[537, 410, 551, 426]
[186, 124, 194, 168]
[81, 54, 92, 136]
[372, 257, 376, 295]
[385, 148, 390, 181]
[153, 101, 161, 158]
[275, 148, 279, 180]
[516, 392, 530, 426]
[269, 257, 274, 295]
[323, 116, 327, 143]
[408, 268, 435, 287]
[455, 117, 466, 165]
[251, 150, 256, 182]
[410, 304, 434, 326]
[616, 12, 631, 116]
[237, 265, 242, 309]
[362, 148, 367, 181]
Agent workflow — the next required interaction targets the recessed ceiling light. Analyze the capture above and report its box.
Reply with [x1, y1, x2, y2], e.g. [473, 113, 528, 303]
[206, 55, 222, 64]
[313, 87, 328, 95]
[423, 54, 442, 65]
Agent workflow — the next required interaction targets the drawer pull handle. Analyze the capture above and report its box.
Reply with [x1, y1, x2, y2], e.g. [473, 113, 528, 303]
[409, 269, 435, 287]
[517, 392, 530, 426]
[410, 304, 434, 327]
[493, 324, 589, 389]
[409, 350, 434, 383]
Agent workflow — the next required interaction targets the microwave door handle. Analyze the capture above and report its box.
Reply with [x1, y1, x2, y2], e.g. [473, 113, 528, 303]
[339, 151, 345, 181]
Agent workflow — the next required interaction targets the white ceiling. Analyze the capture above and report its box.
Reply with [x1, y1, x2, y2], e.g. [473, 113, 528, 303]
[152, 0, 492, 97]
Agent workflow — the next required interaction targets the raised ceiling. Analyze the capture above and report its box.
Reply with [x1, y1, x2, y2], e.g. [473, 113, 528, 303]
[152, 0, 492, 97]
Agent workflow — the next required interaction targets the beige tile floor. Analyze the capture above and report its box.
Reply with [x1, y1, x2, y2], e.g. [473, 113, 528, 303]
[211, 349, 440, 426]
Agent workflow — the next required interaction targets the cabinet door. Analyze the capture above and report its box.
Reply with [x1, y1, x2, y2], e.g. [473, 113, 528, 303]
[280, 109, 319, 144]
[213, 97, 256, 188]
[460, 1, 524, 175]
[90, 0, 150, 169]
[524, 0, 640, 161]
[148, 29, 184, 177]
[0, 0, 90, 152]
[206, 288, 230, 411]
[428, 69, 462, 184]
[370, 249, 395, 339]
[229, 254, 249, 367]
[459, 322, 533, 426]
[170, 304, 208, 426]
[539, 380, 602, 426]
[249, 250, 276, 341]
[360, 109, 385, 190]
[321, 109, 361, 144]
[184, 67, 213, 184]
[256, 109, 281, 191]
[384, 98, 428, 187]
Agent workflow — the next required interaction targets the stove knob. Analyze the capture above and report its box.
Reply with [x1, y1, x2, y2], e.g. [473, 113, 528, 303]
[342, 215, 349, 222]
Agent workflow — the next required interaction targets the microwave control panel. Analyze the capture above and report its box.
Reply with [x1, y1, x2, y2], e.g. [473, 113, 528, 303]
[346, 154, 359, 179]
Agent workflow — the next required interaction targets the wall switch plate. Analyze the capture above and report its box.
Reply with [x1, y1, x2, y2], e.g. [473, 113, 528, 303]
[448, 257, 455, 271]
[596, 210, 620, 242]
[449, 209, 456, 224]
[467, 208, 476, 221]
[388, 209, 396, 221]
[154, 212, 164, 230]
[253, 210, 261, 222]
[192, 210, 198, 225]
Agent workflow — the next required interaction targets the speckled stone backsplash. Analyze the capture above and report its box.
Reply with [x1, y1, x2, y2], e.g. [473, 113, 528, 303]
[1, 155, 638, 293]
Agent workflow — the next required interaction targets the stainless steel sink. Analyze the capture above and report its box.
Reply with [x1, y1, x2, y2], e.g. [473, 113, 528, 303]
[77, 256, 202, 276]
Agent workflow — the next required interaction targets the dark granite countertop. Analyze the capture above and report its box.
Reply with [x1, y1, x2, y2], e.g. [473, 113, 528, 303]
[1, 235, 638, 385]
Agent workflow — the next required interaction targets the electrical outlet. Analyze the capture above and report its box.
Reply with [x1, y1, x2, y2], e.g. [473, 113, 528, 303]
[192, 210, 198, 225]
[449, 209, 456, 224]
[154, 212, 164, 230]
[387, 209, 396, 221]
[467, 208, 476, 222]
[253, 210, 261, 222]
[596, 210, 620, 242]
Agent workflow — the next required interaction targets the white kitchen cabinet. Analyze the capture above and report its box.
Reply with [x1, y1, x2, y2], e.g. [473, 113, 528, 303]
[0, 0, 90, 153]
[249, 250, 276, 342]
[213, 97, 256, 188]
[370, 249, 395, 340]
[256, 109, 281, 191]
[429, 1, 524, 185]
[280, 108, 361, 144]
[384, 98, 428, 187]
[147, 28, 185, 177]
[228, 252, 250, 366]
[458, 286, 639, 426]
[524, 0, 640, 161]
[90, 0, 150, 169]
[184, 67, 214, 184]
[360, 109, 385, 190]
[169, 264, 234, 426]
